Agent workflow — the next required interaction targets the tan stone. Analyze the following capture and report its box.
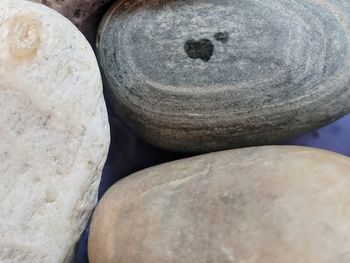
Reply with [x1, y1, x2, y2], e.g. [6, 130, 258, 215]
[0, 1, 110, 262]
[89, 146, 350, 263]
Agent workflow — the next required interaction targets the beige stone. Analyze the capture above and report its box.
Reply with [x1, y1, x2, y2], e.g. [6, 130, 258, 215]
[89, 146, 350, 263]
[0, 1, 110, 262]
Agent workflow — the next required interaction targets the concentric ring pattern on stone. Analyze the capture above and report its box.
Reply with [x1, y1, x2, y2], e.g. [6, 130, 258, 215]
[98, 0, 350, 153]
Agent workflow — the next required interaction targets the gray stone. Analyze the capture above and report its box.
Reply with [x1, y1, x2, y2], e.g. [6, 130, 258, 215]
[89, 146, 350, 263]
[98, 0, 350, 153]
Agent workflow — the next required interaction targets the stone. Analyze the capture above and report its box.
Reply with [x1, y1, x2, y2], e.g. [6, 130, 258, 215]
[89, 146, 350, 263]
[98, 0, 350, 153]
[76, 114, 189, 262]
[30, 0, 112, 43]
[0, 1, 110, 262]
[78, 113, 350, 260]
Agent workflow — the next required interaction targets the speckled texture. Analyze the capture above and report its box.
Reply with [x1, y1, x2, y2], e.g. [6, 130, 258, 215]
[98, 0, 350, 153]
[30, 0, 112, 43]
[0, 1, 110, 262]
[89, 146, 350, 263]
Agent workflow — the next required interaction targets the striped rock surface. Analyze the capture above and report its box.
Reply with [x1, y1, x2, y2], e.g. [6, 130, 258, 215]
[0, 1, 110, 262]
[98, 0, 350, 153]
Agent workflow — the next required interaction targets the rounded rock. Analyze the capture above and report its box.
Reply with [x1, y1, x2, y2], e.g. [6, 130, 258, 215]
[89, 146, 350, 263]
[0, 1, 110, 262]
[98, 0, 350, 153]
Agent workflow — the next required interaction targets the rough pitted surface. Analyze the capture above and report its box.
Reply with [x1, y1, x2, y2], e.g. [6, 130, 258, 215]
[89, 146, 350, 263]
[0, 1, 110, 262]
[30, 0, 112, 43]
[98, 0, 350, 153]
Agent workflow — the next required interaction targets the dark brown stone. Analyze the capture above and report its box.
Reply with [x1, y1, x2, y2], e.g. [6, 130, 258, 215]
[31, 0, 112, 43]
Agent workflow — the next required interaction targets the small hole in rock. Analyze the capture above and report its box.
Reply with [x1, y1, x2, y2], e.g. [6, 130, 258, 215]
[45, 189, 57, 203]
[73, 9, 81, 19]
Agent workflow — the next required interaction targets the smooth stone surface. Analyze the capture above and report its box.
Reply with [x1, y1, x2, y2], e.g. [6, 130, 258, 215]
[30, 0, 112, 43]
[76, 114, 188, 263]
[77, 113, 350, 262]
[77, 112, 350, 262]
[98, 0, 350, 153]
[0, 1, 110, 262]
[89, 146, 350, 263]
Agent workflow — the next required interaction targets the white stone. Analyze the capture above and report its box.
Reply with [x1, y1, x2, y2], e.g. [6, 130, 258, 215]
[0, 1, 110, 262]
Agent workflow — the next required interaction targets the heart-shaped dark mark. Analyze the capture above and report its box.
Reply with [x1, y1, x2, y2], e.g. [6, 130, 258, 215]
[184, 39, 214, 62]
